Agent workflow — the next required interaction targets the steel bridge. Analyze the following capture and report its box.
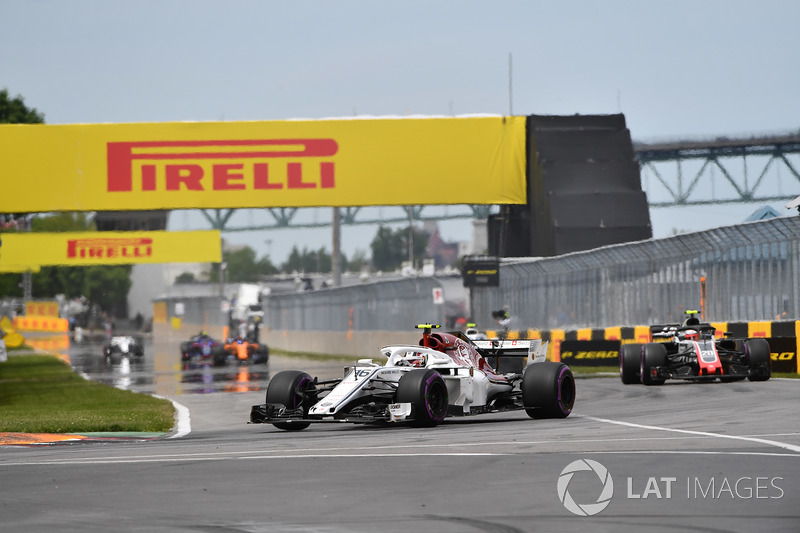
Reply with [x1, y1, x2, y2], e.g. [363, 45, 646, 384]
[197, 132, 800, 232]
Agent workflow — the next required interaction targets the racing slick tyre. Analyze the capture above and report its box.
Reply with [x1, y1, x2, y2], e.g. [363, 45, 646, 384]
[252, 344, 269, 364]
[395, 369, 449, 427]
[744, 338, 771, 382]
[719, 340, 748, 382]
[212, 346, 227, 367]
[640, 343, 667, 386]
[179, 341, 191, 360]
[265, 370, 317, 431]
[619, 344, 642, 384]
[522, 362, 575, 419]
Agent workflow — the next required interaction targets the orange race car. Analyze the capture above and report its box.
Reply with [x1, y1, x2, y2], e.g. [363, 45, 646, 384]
[222, 336, 269, 365]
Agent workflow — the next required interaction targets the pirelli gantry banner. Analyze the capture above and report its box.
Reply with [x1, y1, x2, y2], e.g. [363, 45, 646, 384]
[0, 231, 221, 267]
[0, 116, 527, 212]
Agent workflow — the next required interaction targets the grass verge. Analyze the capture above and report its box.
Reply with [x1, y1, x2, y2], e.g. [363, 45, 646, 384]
[0, 352, 175, 434]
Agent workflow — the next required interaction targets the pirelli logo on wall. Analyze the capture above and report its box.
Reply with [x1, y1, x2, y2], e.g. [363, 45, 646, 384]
[106, 139, 339, 193]
[0, 117, 527, 212]
[0, 231, 221, 267]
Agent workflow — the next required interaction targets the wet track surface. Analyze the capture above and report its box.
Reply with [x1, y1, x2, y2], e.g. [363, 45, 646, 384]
[67, 335, 271, 396]
[1, 334, 799, 532]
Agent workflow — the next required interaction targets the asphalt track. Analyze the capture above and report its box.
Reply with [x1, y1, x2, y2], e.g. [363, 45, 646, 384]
[1, 347, 799, 532]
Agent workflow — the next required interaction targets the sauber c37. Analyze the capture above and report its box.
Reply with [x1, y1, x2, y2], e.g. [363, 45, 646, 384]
[250, 324, 576, 430]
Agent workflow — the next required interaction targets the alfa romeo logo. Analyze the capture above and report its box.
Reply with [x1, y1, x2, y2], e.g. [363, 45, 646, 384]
[557, 459, 614, 516]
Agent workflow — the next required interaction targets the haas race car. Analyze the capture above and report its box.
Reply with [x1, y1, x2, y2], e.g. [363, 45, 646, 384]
[251, 324, 575, 431]
[620, 311, 771, 385]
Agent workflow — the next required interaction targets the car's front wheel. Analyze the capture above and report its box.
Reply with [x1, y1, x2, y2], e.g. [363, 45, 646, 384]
[522, 362, 575, 419]
[265, 370, 317, 431]
[745, 338, 771, 382]
[395, 369, 448, 427]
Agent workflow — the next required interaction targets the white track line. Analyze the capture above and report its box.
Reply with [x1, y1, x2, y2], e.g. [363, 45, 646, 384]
[152, 395, 191, 438]
[580, 415, 800, 454]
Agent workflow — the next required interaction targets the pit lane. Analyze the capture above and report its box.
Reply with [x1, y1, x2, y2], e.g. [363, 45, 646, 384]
[1, 336, 798, 532]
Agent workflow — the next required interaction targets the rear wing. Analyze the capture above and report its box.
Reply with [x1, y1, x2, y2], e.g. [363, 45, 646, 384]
[650, 324, 679, 339]
[650, 323, 716, 339]
[472, 339, 549, 364]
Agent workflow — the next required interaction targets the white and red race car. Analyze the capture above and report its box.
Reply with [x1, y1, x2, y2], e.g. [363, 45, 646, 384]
[250, 324, 575, 430]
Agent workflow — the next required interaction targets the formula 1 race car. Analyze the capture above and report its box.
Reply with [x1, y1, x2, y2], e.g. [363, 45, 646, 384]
[620, 311, 771, 385]
[103, 335, 144, 358]
[222, 336, 269, 365]
[250, 324, 575, 431]
[180, 332, 226, 365]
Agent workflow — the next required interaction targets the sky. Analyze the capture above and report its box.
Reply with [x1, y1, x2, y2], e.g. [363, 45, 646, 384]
[4, 0, 799, 265]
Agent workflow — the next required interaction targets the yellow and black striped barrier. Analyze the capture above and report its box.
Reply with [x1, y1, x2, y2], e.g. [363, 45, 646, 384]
[487, 320, 799, 374]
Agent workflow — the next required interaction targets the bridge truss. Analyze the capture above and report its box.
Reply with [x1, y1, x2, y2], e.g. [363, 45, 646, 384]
[194, 133, 800, 233]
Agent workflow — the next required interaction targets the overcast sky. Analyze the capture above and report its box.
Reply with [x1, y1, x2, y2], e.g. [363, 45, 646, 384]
[4, 0, 799, 264]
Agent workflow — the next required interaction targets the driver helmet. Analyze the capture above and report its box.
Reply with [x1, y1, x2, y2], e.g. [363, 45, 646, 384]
[410, 352, 426, 367]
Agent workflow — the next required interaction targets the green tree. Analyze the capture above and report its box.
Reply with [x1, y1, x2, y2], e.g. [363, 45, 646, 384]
[83, 265, 133, 318]
[345, 249, 369, 272]
[31, 212, 94, 232]
[224, 247, 263, 282]
[281, 246, 331, 273]
[174, 272, 196, 284]
[209, 245, 279, 282]
[0, 88, 44, 124]
[370, 225, 429, 272]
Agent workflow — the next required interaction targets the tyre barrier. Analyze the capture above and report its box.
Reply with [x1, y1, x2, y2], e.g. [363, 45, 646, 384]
[487, 319, 800, 374]
[13, 315, 69, 333]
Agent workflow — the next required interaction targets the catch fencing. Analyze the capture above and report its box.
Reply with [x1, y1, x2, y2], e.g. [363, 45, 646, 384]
[262, 216, 800, 334]
[470, 216, 800, 331]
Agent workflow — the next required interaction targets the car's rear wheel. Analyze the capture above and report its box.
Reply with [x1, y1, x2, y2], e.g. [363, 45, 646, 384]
[265, 370, 317, 430]
[640, 343, 667, 385]
[744, 338, 771, 382]
[395, 369, 448, 427]
[620, 344, 642, 384]
[522, 362, 575, 419]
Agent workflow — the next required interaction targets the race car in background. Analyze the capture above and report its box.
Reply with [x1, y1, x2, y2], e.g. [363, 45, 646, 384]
[223, 336, 269, 365]
[180, 332, 226, 365]
[103, 335, 144, 358]
[251, 324, 575, 431]
[464, 322, 488, 341]
[620, 310, 771, 385]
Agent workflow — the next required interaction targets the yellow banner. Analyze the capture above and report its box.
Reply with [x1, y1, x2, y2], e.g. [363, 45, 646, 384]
[0, 231, 221, 266]
[0, 264, 41, 273]
[0, 116, 526, 212]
